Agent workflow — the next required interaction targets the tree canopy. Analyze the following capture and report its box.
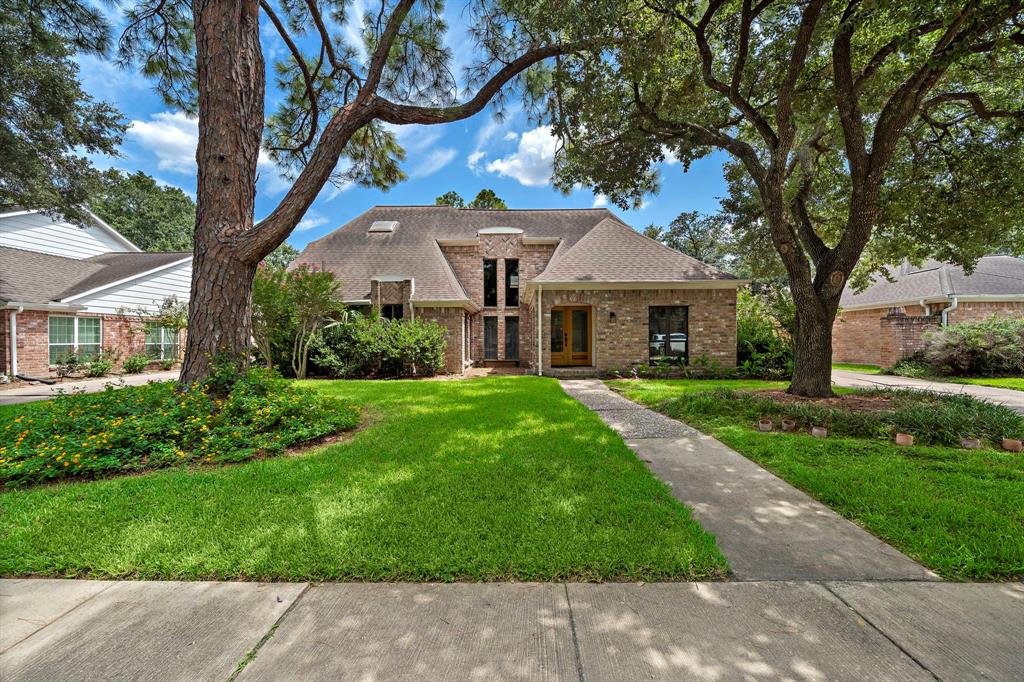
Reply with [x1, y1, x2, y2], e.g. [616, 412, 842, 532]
[550, 0, 1024, 395]
[0, 0, 124, 221]
[90, 170, 195, 252]
[646, 210, 733, 270]
[435, 189, 508, 209]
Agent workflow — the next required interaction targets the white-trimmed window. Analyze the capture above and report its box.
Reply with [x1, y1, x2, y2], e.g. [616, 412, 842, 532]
[48, 316, 102, 364]
[145, 324, 180, 360]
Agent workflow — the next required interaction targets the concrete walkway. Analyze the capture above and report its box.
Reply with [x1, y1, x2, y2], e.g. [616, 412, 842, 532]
[2, 578, 1022, 681]
[832, 369, 1024, 415]
[0, 371, 179, 405]
[560, 379, 937, 582]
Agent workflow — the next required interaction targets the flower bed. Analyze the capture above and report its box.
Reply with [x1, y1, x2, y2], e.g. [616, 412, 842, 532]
[0, 369, 359, 487]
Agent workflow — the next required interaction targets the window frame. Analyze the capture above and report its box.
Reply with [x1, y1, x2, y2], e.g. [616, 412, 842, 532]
[483, 259, 498, 307]
[504, 259, 519, 308]
[648, 306, 689, 366]
[145, 323, 180, 360]
[380, 303, 404, 321]
[483, 316, 498, 359]
[48, 315, 103, 365]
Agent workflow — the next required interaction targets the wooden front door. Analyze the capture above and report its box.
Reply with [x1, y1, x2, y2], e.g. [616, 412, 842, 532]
[550, 306, 592, 366]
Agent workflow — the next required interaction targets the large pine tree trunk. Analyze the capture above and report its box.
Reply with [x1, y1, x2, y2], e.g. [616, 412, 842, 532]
[788, 303, 836, 398]
[180, 0, 265, 385]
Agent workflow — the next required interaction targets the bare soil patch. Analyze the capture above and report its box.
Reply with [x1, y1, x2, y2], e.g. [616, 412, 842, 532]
[754, 390, 898, 413]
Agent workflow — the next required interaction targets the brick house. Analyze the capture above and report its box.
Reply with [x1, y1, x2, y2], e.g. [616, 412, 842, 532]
[0, 208, 192, 379]
[294, 206, 744, 375]
[833, 256, 1024, 368]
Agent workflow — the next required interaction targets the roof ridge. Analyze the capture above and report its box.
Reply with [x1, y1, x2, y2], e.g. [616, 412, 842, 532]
[369, 205, 615, 213]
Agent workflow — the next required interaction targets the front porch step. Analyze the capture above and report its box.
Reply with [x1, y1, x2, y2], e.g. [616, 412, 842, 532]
[481, 360, 519, 368]
[545, 366, 599, 378]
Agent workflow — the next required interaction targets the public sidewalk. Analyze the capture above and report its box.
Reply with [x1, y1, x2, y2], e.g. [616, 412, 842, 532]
[560, 379, 936, 582]
[832, 368, 1024, 415]
[0, 371, 179, 406]
[1, 578, 1021, 681]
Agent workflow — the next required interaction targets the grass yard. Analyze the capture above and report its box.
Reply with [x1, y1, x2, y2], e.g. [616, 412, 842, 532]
[0, 377, 726, 581]
[942, 376, 1024, 392]
[832, 362, 882, 374]
[609, 379, 1024, 581]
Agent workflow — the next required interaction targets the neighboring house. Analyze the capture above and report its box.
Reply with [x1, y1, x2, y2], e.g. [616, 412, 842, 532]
[0, 207, 192, 378]
[833, 256, 1024, 367]
[294, 206, 743, 375]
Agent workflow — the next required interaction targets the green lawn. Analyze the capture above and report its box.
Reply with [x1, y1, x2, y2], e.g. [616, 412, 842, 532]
[832, 362, 882, 374]
[608, 379, 1024, 581]
[943, 377, 1024, 392]
[0, 377, 726, 581]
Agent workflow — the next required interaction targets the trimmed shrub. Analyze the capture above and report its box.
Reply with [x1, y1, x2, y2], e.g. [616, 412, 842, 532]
[735, 287, 794, 378]
[0, 369, 359, 487]
[122, 353, 150, 374]
[84, 351, 117, 378]
[920, 316, 1024, 377]
[889, 357, 930, 378]
[310, 316, 447, 378]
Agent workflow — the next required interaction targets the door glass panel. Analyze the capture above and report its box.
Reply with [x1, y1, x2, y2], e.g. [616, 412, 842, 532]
[551, 310, 564, 353]
[484, 316, 498, 359]
[571, 309, 588, 353]
[504, 316, 519, 360]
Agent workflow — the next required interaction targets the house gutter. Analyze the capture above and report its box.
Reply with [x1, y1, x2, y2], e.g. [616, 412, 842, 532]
[941, 296, 959, 327]
[536, 285, 543, 376]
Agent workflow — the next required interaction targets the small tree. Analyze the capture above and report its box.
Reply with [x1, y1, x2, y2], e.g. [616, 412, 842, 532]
[119, 295, 190, 361]
[435, 191, 466, 208]
[251, 266, 343, 379]
[467, 189, 508, 209]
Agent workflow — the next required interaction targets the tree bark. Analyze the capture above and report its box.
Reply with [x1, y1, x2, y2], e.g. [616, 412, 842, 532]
[180, 0, 265, 385]
[788, 296, 837, 398]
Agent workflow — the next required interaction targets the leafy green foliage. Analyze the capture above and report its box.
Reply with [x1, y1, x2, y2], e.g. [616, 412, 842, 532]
[0, 369, 359, 487]
[311, 315, 448, 378]
[263, 243, 299, 270]
[736, 288, 794, 379]
[921, 317, 1024, 377]
[251, 265, 344, 378]
[90, 170, 195, 251]
[0, 0, 125, 220]
[646, 210, 733, 269]
[468, 189, 507, 209]
[54, 350, 83, 379]
[84, 350, 116, 378]
[434, 191, 465, 207]
[121, 353, 150, 374]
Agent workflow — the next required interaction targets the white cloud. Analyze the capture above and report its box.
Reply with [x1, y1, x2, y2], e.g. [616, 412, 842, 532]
[467, 150, 486, 173]
[661, 145, 680, 165]
[592, 194, 608, 208]
[128, 111, 199, 174]
[296, 213, 330, 232]
[485, 126, 558, 187]
[412, 147, 457, 178]
[343, 0, 369, 62]
[503, 131, 519, 142]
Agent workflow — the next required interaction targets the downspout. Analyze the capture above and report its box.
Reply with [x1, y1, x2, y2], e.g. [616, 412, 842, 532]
[941, 296, 959, 327]
[918, 299, 929, 316]
[9, 306, 22, 377]
[536, 285, 543, 376]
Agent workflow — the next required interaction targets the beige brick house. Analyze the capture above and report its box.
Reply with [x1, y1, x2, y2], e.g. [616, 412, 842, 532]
[833, 256, 1024, 367]
[0, 208, 191, 378]
[294, 206, 744, 375]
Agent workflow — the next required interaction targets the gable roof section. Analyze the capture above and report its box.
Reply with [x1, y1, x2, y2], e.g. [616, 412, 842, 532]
[294, 206, 615, 303]
[0, 206, 141, 253]
[531, 218, 738, 285]
[0, 246, 190, 306]
[840, 256, 1024, 309]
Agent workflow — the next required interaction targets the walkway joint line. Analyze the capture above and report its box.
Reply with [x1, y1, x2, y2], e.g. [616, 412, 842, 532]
[0, 581, 116, 656]
[822, 583, 941, 681]
[563, 583, 587, 682]
[226, 582, 311, 682]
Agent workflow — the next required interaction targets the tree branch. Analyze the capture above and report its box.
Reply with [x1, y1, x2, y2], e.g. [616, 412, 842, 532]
[922, 91, 1024, 121]
[363, 0, 416, 94]
[259, 0, 318, 152]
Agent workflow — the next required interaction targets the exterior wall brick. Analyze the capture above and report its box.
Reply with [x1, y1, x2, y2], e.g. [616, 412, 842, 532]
[833, 301, 1023, 367]
[3, 310, 182, 378]
[538, 288, 737, 373]
[415, 306, 466, 374]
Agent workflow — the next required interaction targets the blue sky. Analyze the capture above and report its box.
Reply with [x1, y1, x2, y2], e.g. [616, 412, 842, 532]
[77, 6, 729, 251]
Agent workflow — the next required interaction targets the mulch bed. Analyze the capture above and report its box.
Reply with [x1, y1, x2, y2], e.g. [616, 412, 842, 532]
[754, 390, 898, 413]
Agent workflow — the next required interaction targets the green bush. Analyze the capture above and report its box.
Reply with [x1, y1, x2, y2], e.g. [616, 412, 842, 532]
[122, 353, 150, 374]
[920, 316, 1024, 377]
[310, 315, 447, 378]
[735, 287, 794, 379]
[889, 357, 930, 378]
[84, 351, 116, 378]
[658, 387, 1023, 448]
[0, 369, 359, 487]
[158, 358, 176, 371]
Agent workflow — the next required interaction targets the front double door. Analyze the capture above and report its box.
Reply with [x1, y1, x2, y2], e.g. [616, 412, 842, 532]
[550, 306, 592, 366]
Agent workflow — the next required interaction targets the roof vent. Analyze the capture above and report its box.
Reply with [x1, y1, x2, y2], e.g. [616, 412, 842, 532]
[368, 220, 398, 233]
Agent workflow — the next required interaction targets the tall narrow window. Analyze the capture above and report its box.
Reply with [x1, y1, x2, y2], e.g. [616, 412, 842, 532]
[381, 304, 403, 320]
[648, 306, 688, 365]
[504, 259, 519, 307]
[483, 259, 497, 307]
[504, 316, 519, 360]
[484, 316, 498, 359]
[48, 316, 75, 364]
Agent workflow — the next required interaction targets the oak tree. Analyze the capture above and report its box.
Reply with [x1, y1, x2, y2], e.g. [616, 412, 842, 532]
[552, 0, 1024, 395]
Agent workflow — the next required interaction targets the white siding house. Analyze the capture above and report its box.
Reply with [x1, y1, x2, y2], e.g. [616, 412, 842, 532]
[0, 208, 139, 258]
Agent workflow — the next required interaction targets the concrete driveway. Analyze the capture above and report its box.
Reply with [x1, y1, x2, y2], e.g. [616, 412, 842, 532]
[832, 369, 1024, 415]
[2, 578, 1022, 681]
[0, 371, 179, 406]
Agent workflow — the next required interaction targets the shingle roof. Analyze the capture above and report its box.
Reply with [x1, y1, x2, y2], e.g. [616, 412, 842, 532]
[294, 206, 737, 302]
[532, 217, 737, 283]
[840, 255, 1024, 308]
[0, 246, 190, 305]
